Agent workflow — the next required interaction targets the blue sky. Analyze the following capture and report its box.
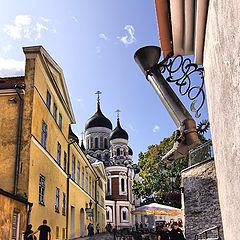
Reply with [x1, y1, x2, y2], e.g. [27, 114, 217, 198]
[0, 0, 210, 162]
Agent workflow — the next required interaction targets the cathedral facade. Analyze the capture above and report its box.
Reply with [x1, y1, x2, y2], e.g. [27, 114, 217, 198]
[83, 95, 138, 229]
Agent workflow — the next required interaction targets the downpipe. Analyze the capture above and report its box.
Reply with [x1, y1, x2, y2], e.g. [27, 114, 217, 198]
[134, 46, 200, 161]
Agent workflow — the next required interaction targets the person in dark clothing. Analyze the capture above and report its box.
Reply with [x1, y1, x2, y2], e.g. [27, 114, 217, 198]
[170, 222, 185, 240]
[29, 219, 51, 240]
[24, 224, 36, 240]
[87, 223, 92, 236]
[157, 224, 170, 240]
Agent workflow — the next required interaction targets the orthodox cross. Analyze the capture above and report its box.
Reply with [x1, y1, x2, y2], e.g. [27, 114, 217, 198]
[116, 109, 121, 120]
[95, 91, 102, 104]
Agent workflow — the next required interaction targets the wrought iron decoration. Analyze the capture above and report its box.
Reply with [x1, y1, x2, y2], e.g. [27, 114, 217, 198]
[159, 55, 205, 118]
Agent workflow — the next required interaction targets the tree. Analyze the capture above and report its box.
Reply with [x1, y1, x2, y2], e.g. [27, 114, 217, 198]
[133, 132, 207, 208]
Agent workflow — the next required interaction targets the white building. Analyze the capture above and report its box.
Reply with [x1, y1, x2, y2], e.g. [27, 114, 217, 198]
[83, 95, 138, 229]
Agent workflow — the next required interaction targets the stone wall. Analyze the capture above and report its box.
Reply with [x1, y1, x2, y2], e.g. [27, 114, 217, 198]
[204, 1, 240, 239]
[0, 192, 27, 240]
[182, 159, 223, 240]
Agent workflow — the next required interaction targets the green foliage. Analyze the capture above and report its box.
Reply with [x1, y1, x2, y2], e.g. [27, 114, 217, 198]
[133, 132, 206, 208]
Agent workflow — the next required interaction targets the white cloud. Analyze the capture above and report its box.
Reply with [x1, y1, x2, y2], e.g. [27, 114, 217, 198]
[0, 57, 24, 76]
[2, 44, 12, 55]
[99, 33, 109, 40]
[3, 14, 53, 41]
[40, 17, 50, 22]
[71, 16, 79, 23]
[152, 125, 160, 133]
[96, 46, 101, 54]
[118, 25, 136, 45]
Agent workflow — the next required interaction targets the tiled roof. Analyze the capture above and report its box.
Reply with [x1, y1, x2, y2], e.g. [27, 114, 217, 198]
[0, 76, 25, 89]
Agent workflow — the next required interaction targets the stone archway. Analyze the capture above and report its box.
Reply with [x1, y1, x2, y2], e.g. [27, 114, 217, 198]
[80, 208, 85, 237]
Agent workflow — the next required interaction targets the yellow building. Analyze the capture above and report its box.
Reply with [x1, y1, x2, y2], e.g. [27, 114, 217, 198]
[0, 46, 106, 240]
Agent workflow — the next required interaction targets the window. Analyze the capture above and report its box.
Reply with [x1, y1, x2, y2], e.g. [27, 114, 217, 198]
[104, 138, 108, 149]
[96, 191, 99, 202]
[39, 175, 45, 205]
[86, 137, 89, 149]
[121, 178, 125, 192]
[59, 113, 62, 129]
[56, 226, 59, 239]
[97, 154, 101, 160]
[121, 207, 129, 222]
[57, 142, 61, 164]
[106, 206, 112, 222]
[71, 155, 75, 180]
[90, 137, 93, 149]
[89, 177, 92, 196]
[53, 103, 57, 120]
[62, 192, 66, 215]
[63, 151, 67, 172]
[107, 178, 111, 195]
[62, 228, 65, 240]
[95, 137, 98, 148]
[92, 181, 95, 198]
[41, 121, 47, 148]
[117, 148, 120, 156]
[46, 90, 51, 110]
[104, 153, 109, 161]
[100, 136, 103, 149]
[98, 179, 103, 189]
[77, 161, 80, 185]
[55, 187, 60, 212]
[101, 196, 104, 206]
[86, 172, 89, 193]
[12, 210, 20, 240]
[82, 167, 85, 188]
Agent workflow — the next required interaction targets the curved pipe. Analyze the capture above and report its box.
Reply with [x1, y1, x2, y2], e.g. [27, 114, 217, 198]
[134, 46, 200, 161]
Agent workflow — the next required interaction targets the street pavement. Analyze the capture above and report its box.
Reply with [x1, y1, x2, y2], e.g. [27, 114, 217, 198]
[74, 232, 114, 240]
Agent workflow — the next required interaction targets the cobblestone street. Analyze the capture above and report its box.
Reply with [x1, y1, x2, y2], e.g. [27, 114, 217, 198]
[75, 233, 114, 240]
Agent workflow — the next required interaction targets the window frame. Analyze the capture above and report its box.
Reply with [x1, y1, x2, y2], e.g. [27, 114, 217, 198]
[39, 174, 45, 205]
[55, 187, 60, 213]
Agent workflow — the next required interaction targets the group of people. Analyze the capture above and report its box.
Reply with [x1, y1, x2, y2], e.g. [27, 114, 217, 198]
[87, 223, 101, 236]
[156, 221, 185, 240]
[24, 220, 51, 240]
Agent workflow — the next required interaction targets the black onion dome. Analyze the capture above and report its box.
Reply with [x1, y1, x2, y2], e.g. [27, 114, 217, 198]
[85, 103, 112, 130]
[110, 119, 128, 140]
[128, 146, 133, 155]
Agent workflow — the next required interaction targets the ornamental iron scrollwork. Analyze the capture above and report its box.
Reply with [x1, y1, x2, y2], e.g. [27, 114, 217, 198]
[159, 55, 205, 118]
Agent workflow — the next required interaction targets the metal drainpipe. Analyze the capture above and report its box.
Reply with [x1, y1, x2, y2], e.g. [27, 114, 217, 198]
[66, 141, 75, 240]
[95, 178, 98, 227]
[14, 86, 24, 195]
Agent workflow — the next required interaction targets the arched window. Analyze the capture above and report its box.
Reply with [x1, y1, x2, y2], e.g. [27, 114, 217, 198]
[121, 178, 125, 192]
[106, 206, 112, 222]
[95, 137, 98, 148]
[117, 148, 120, 156]
[97, 154, 101, 160]
[104, 153, 109, 161]
[104, 138, 108, 149]
[121, 207, 129, 222]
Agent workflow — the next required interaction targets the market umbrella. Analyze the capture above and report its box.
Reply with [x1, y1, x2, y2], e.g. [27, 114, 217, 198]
[132, 203, 182, 216]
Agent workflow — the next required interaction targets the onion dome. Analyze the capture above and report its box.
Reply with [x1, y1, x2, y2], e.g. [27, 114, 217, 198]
[128, 146, 133, 155]
[85, 103, 112, 130]
[110, 118, 128, 140]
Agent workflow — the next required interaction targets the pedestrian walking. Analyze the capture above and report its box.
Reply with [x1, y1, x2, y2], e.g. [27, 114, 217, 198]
[135, 222, 139, 231]
[87, 223, 92, 236]
[96, 223, 100, 234]
[169, 222, 185, 240]
[28, 219, 51, 240]
[157, 224, 170, 240]
[24, 224, 36, 240]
